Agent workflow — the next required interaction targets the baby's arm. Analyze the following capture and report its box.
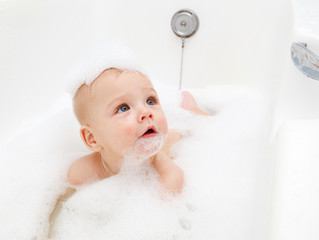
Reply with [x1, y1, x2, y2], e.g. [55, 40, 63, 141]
[151, 131, 184, 193]
[151, 91, 210, 192]
[152, 152, 184, 193]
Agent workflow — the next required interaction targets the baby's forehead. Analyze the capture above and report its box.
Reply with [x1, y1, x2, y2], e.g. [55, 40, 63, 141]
[72, 69, 154, 124]
[75, 69, 153, 102]
[74, 69, 121, 100]
[92, 69, 152, 90]
[90, 69, 123, 89]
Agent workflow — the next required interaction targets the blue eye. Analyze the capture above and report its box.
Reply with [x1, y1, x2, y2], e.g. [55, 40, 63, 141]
[146, 97, 157, 105]
[117, 104, 130, 113]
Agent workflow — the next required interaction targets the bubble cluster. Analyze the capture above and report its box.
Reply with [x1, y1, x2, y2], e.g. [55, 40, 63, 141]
[121, 132, 167, 171]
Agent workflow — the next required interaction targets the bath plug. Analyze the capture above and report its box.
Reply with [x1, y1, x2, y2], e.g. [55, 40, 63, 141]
[66, 40, 144, 97]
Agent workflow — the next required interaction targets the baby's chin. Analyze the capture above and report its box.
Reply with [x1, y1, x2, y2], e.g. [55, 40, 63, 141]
[122, 132, 167, 167]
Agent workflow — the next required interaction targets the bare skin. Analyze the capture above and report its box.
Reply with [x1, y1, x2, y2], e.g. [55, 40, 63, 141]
[181, 91, 210, 116]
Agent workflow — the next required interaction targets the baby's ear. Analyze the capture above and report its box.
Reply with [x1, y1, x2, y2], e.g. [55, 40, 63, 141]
[80, 125, 102, 152]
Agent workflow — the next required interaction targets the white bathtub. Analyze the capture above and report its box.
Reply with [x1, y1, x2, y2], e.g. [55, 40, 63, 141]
[1, 0, 319, 239]
[270, 1, 319, 239]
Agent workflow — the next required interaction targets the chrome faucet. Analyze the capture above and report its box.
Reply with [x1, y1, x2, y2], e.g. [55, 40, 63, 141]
[291, 42, 319, 80]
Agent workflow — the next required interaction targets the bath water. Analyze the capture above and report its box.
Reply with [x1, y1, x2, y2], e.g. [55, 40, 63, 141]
[0, 82, 271, 240]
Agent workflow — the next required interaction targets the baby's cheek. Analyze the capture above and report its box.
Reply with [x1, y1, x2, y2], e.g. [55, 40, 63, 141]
[158, 114, 168, 134]
[123, 124, 136, 136]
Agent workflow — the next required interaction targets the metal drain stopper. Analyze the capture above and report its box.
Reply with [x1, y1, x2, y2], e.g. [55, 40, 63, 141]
[171, 9, 199, 38]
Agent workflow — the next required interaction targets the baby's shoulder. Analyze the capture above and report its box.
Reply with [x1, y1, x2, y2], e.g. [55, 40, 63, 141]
[67, 152, 100, 186]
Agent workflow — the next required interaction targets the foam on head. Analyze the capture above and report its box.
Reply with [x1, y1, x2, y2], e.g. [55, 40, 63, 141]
[66, 40, 145, 98]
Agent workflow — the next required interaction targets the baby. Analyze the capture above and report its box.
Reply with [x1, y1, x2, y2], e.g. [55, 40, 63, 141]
[67, 67, 208, 193]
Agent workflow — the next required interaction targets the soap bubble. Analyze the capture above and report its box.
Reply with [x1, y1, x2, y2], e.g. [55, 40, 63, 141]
[121, 132, 167, 173]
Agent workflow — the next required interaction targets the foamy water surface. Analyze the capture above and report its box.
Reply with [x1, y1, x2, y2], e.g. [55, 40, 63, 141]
[0, 83, 271, 240]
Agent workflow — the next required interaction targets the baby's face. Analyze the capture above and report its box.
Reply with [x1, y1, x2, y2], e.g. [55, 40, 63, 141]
[87, 69, 168, 159]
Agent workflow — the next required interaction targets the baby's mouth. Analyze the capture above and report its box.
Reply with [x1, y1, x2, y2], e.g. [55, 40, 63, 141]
[140, 126, 157, 138]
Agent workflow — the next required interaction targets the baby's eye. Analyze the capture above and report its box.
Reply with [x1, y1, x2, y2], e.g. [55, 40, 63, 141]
[116, 104, 130, 113]
[146, 96, 158, 105]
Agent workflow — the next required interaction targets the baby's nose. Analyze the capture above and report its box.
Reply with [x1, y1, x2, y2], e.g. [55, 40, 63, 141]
[141, 114, 153, 121]
[138, 109, 153, 122]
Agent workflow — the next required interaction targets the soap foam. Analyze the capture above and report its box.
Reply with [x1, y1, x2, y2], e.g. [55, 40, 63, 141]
[121, 132, 166, 172]
[0, 83, 272, 240]
[65, 39, 146, 98]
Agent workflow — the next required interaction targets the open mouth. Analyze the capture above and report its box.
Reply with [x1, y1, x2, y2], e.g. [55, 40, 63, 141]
[141, 127, 157, 138]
